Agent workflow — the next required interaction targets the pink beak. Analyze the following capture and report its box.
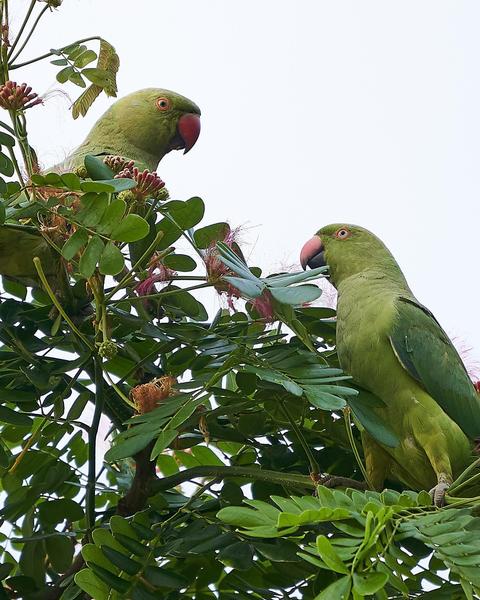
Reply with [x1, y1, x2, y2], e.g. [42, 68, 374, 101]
[300, 235, 324, 270]
[178, 113, 201, 153]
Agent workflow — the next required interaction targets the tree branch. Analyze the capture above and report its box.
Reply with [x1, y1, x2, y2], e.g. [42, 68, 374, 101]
[9, 35, 101, 69]
[149, 465, 315, 494]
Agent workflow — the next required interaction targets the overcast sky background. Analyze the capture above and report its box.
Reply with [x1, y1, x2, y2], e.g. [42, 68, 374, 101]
[10, 0, 480, 374]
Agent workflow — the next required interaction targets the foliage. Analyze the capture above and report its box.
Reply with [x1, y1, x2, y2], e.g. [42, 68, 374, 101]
[218, 488, 480, 599]
[0, 3, 479, 600]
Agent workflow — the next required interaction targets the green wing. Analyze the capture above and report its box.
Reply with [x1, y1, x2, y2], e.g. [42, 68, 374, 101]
[389, 296, 480, 439]
[0, 225, 58, 283]
[0, 224, 92, 315]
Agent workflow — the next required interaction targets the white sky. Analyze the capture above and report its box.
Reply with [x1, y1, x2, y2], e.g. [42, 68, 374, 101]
[10, 0, 480, 370]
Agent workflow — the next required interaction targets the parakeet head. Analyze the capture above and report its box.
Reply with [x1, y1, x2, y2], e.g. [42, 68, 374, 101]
[300, 224, 403, 287]
[92, 87, 201, 161]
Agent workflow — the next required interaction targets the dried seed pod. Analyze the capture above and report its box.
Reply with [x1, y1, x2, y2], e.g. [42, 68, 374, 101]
[131, 376, 177, 415]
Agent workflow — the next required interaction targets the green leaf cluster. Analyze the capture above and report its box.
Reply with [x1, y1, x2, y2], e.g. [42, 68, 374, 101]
[218, 240, 327, 305]
[218, 486, 480, 599]
[50, 38, 120, 118]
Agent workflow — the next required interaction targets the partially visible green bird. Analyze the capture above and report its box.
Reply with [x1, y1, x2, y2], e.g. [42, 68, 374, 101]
[0, 224, 85, 314]
[0, 225, 59, 287]
[0, 88, 201, 299]
[300, 224, 480, 504]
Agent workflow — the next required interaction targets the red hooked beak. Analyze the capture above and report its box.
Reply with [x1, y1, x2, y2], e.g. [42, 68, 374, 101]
[300, 235, 325, 270]
[178, 113, 201, 154]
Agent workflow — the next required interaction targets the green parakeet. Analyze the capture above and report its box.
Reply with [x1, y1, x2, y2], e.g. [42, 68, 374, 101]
[59, 87, 201, 171]
[0, 88, 201, 297]
[300, 224, 480, 504]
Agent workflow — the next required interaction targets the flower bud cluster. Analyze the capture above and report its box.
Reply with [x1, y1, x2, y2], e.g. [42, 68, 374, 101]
[97, 340, 118, 359]
[116, 166, 165, 201]
[0, 81, 43, 111]
[103, 155, 135, 174]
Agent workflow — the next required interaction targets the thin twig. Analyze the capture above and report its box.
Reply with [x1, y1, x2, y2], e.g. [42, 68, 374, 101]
[280, 400, 320, 477]
[6, 144, 25, 187]
[109, 282, 212, 305]
[104, 231, 166, 301]
[159, 208, 205, 261]
[103, 369, 136, 410]
[7, 0, 36, 59]
[343, 407, 372, 488]
[9, 4, 48, 65]
[86, 355, 105, 536]
[10, 35, 101, 69]
[33, 257, 94, 350]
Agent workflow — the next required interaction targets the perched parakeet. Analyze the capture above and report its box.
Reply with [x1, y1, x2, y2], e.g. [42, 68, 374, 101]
[0, 88, 201, 295]
[60, 87, 201, 171]
[300, 224, 480, 504]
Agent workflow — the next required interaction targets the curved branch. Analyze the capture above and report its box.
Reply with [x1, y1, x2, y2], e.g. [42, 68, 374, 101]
[149, 466, 315, 494]
[10, 36, 101, 70]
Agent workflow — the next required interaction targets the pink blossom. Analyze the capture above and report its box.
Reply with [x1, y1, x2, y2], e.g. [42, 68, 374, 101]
[135, 257, 176, 298]
[450, 335, 480, 384]
[250, 290, 275, 323]
[204, 226, 245, 309]
[204, 227, 241, 282]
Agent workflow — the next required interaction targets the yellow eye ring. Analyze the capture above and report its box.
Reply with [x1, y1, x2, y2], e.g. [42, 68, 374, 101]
[156, 97, 171, 111]
[335, 227, 351, 240]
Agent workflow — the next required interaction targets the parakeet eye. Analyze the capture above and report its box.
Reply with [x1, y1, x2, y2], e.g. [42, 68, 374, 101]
[335, 228, 351, 240]
[156, 97, 171, 111]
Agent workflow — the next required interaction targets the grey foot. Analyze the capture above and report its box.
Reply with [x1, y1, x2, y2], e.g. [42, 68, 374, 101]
[429, 482, 450, 507]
